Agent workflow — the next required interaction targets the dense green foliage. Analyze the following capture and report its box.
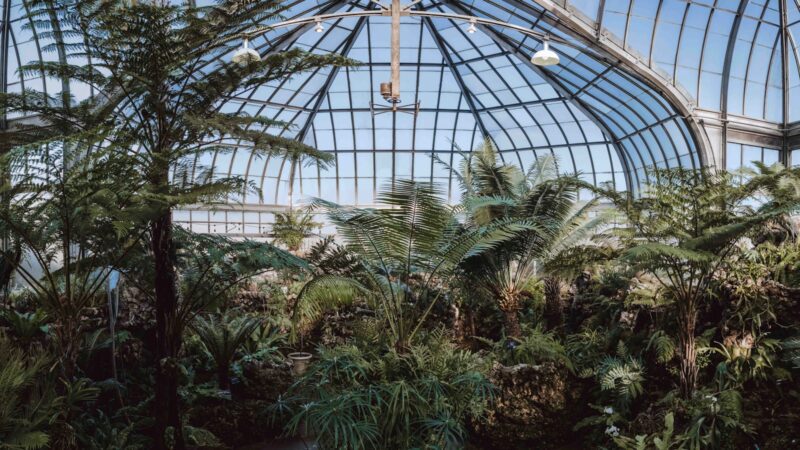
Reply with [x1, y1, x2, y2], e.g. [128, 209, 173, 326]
[277, 330, 492, 449]
[1, 2, 800, 450]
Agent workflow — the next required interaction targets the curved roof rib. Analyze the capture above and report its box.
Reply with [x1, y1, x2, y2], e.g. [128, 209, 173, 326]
[2, 0, 723, 208]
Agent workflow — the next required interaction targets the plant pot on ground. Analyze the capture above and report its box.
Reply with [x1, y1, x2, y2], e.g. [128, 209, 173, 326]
[287, 352, 312, 376]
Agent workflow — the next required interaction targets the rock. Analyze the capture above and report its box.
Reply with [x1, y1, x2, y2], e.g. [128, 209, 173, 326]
[239, 360, 294, 402]
[472, 362, 582, 449]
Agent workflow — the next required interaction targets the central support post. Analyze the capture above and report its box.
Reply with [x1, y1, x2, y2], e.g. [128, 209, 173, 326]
[390, 0, 401, 102]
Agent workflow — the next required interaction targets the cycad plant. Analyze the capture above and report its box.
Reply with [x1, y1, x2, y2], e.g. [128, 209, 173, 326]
[191, 313, 261, 390]
[295, 180, 534, 351]
[609, 166, 800, 398]
[1, 1, 347, 447]
[443, 140, 611, 337]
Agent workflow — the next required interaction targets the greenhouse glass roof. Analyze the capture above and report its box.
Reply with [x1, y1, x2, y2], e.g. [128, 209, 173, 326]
[3, 0, 800, 232]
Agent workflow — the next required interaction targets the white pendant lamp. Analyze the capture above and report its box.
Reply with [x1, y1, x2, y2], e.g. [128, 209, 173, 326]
[232, 38, 261, 65]
[531, 38, 559, 66]
[467, 18, 477, 34]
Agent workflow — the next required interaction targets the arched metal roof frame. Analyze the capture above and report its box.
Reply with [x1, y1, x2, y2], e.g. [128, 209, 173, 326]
[2, 0, 727, 207]
[441, 0, 701, 187]
[519, 0, 716, 163]
[553, 0, 800, 161]
[209, 0, 636, 205]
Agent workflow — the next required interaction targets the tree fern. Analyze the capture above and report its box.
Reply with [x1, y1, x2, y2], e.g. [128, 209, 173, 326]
[597, 356, 645, 410]
[610, 166, 800, 398]
[647, 331, 677, 364]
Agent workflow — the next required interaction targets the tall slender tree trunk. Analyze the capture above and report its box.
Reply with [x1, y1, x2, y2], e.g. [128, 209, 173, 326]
[543, 277, 564, 331]
[498, 292, 522, 338]
[677, 298, 698, 399]
[218, 365, 231, 391]
[151, 210, 185, 450]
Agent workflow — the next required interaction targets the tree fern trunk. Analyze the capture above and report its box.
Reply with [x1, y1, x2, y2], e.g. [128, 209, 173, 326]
[218, 365, 231, 391]
[677, 299, 698, 399]
[543, 277, 564, 332]
[151, 211, 186, 450]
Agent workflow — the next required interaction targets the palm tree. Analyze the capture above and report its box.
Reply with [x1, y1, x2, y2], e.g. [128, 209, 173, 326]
[294, 180, 535, 351]
[443, 140, 611, 337]
[0, 1, 348, 447]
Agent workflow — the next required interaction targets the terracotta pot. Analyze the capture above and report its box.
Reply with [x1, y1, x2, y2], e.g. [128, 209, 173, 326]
[287, 352, 313, 376]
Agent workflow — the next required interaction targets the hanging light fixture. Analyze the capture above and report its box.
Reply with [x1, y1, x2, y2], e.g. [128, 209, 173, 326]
[232, 38, 261, 65]
[531, 37, 559, 66]
[467, 18, 477, 34]
[315, 18, 324, 33]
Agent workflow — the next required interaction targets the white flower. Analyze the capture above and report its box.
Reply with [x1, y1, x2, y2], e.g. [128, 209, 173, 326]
[605, 425, 620, 437]
[603, 406, 614, 415]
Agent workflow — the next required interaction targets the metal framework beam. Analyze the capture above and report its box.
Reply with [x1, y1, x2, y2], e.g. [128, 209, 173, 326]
[780, 0, 790, 165]
[720, 0, 748, 169]
[295, 12, 370, 143]
[440, 0, 636, 191]
[420, 16, 493, 142]
[231, 5, 579, 48]
[0, 0, 11, 130]
[512, 0, 712, 168]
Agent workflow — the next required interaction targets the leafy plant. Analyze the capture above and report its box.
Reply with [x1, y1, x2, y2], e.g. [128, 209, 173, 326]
[609, 166, 800, 398]
[296, 180, 534, 350]
[479, 326, 573, 369]
[597, 356, 645, 410]
[682, 389, 749, 449]
[0, 309, 49, 346]
[647, 330, 677, 365]
[712, 335, 780, 390]
[0, 334, 55, 449]
[191, 313, 261, 390]
[271, 208, 321, 253]
[613, 412, 677, 450]
[279, 330, 493, 450]
[442, 140, 613, 336]
[0, 333, 99, 450]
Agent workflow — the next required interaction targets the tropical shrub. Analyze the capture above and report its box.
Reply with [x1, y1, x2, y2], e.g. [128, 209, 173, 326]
[191, 313, 262, 390]
[277, 330, 493, 449]
[271, 208, 321, 253]
[295, 179, 534, 350]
